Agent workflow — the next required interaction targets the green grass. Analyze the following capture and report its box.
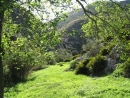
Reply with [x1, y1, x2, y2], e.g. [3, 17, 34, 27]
[4, 62, 130, 98]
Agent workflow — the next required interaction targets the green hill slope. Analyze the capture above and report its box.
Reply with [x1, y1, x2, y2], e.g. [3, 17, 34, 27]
[4, 62, 130, 98]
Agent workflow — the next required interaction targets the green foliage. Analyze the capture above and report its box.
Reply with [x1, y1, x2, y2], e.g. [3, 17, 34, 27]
[69, 59, 79, 70]
[99, 43, 115, 56]
[8, 55, 32, 82]
[3, 38, 35, 84]
[112, 58, 130, 78]
[82, 1, 130, 61]
[87, 55, 107, 75]
[64, 57, 73, 62]
[54, 49, 73, 63]
[82, 39, 104, 57]
[112, 63, 124, 77]
[123, 58, 130, 78]
[104, 36, 113, 42]
[120, 41, 130, 61]
[44, 52, 56, 65]
[2, 3, 67, 86]
[75, 58, 91, 75]
[72, 54, 81, 60]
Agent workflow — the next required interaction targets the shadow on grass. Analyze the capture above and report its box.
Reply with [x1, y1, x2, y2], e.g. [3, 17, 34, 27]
[4, 76, 37, 94]
[5, 75, 37, 87]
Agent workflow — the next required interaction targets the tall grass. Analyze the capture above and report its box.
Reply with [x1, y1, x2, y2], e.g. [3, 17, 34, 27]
[4, 62, 130, 98]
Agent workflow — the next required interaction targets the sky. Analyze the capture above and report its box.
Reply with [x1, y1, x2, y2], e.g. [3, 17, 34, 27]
[85, 0, 125, 3]
[28, 0, 126, 22]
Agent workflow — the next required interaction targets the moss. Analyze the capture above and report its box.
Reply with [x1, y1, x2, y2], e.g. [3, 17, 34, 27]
[99, 43, 115, 56]
[75, 58, 92, 75]
[87, 55, 107, 75]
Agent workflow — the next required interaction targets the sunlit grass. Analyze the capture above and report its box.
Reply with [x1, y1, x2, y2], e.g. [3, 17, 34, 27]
[4, 62, 130, 98]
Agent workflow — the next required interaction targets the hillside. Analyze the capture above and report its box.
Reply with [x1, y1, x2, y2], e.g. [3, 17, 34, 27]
[4, 62, 130, 98]
[57, 9, 84, 29]
[59, 17, 87, 55]
[57, 0, 130, 55]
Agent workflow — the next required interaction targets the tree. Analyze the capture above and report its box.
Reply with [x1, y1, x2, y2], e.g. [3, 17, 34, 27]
[0, 0, 75, 98]
[0, 1, 7, 97]
[81, 0, 130, 60]
[1, 0, 129, 97]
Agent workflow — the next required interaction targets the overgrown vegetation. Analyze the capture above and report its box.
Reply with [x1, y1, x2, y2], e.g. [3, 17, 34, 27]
[4, 62, 130, 98]
[1, 0, 130, 98]
[75, 58, 91, 75]
[2, 6, 63, 86]
[99, 43, 115, 56]
[87, 55, 107, 75]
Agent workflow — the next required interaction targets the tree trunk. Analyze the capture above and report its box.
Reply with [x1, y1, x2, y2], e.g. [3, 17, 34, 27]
[0, 8, 5, 98]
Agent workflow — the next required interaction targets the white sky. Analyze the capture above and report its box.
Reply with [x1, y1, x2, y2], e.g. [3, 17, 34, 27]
[25, 0, 126, 22]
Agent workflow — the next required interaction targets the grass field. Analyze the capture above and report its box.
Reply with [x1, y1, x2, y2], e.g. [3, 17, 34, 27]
[4, 62, 130, 98]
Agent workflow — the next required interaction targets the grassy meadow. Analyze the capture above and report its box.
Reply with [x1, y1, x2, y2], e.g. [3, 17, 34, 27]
[4, 62, 130, 98]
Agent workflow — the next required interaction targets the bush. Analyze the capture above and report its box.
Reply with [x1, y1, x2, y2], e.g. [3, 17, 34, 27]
[99, 43, 115, 56]
[112, 58, 130, 78]
[123, 58, 130, 78]
[3, 51, 34, 84]
[54, 49, 73, 63]
[72, 54, 81, 60]
[69, 59, 79, 70]
[44, 52, 56, 65]
[3, 38, 38, 86]
[82, 39, 104, 57]
[112, 63, 124, 77]
[64, 57, 73, 62]
[75, 58, 91, 75]
[3, 65, 12, 86]
[104, 36, 113, 42]
[87, 55, 107, 75]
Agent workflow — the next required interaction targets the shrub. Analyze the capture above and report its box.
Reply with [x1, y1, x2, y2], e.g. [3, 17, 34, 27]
[87, 55, 107, 75]
[75, 58, 91, 75]
[64, 57, 73, 62]
[72, 54, 81, 60]
[54, 49, 73, 63]
[3, 65, 12, 86]
[82, 39, 104, 57]
[3, 38, 38, 85]
[69, 59, 79, 70]
[99, 43, 115, 56]
[104, 36, 113, 42]
[123, 58, 130, 78]
[44, 52, 56, 65]
[3, 51, 34, 84]
[112, 58, 130, 78]
[99, 47, 109, 56]
[112, 63, 124, 77]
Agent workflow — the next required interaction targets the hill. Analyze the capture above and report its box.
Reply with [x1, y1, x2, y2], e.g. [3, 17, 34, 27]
[56, 0, 130, 55]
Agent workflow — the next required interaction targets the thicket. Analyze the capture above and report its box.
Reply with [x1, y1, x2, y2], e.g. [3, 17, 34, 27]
[2, 7, 62, 86]
[75, 58, 91, 75]
[87, 55, 107, 75]
[99, 43, 115, 56]
[81, 39, 103, 57]
[80, 1, 130, 77]
[112, 58, 130, 78]
[68, 1, 130, 77]
[3, 38, 46, 86]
